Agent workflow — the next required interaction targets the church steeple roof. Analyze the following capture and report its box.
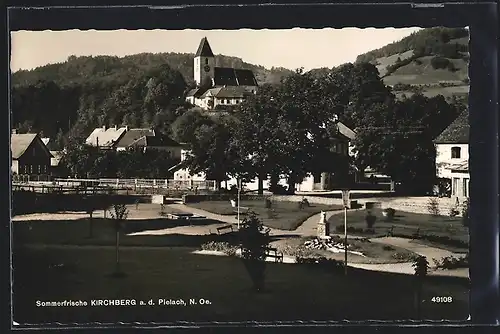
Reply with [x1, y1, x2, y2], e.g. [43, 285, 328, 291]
[195, 37, 214, 57]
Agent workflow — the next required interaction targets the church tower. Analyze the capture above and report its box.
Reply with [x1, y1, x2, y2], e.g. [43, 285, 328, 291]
[194, 37, 215, 87]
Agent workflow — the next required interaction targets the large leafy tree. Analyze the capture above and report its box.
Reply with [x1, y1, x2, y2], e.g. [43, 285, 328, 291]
[353, 93, 461, 194]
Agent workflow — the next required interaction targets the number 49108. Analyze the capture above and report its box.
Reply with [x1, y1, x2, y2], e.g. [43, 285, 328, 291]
[431, 296, 453, 303]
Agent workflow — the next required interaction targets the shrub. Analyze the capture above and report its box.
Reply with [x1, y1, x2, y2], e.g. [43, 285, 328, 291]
[295, 254, 344, 270]
[383, 208, 396, 221]
[413, 256, 430, 277]
[393, 252, 419, 262]
[427, 197, 440, 216]
[239, 212, 271, 292]
[383, 245, 395, 251]
[365, 214, 377, 228]
[433, 254, 469, 270]
[461, 198, 470, 227]
[201, 241, 239, 256]
[430, 56, 451, 70]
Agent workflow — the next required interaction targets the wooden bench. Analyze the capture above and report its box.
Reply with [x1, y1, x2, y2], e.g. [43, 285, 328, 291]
[239, 246, 284, 263]
[265, 247, 284, 263]
[216, 224, 235, 235]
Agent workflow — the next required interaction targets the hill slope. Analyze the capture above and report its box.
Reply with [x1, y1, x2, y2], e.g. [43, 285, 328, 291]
[12, 53, 293, 87]
[356, 27, 469, 101]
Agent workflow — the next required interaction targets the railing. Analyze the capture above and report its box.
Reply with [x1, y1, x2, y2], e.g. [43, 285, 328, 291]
[12, 174, 52, 183]
[51, 178, 218, 191]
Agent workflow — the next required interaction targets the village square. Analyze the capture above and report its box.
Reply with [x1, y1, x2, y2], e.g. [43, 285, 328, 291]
[10, 27, 471, 323]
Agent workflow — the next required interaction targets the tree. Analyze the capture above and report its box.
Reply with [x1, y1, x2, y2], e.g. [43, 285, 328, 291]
[353, 94, 461, 195]
[83, 195, 99, 238]
[183, 121, 238, 190]
[412, 256, 429, 319]
[239, 212, 271, 292]
[171, 109, 213, 143]
[109, 203, 129, 276]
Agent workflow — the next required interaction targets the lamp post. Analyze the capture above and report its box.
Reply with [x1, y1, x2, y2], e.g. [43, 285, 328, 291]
[237, 178, 241, 229]
[342, 189, 350, 276]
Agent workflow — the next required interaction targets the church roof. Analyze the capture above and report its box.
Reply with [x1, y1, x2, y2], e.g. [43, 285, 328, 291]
[201, 86, 253, 99]
[434, 109, 469, 144]
[195, 37, 214, 57]
[186, 88, 206, 98]
[213, 67, 258, 87]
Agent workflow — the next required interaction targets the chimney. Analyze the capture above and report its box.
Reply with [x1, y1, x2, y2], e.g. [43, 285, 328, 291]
[114, 125, 117, 130]
[11, 129, 17, 134]
[102, 125, 106, 130]
[125, 125, 129, 131]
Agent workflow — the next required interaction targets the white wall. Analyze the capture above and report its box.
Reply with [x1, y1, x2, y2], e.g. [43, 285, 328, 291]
[12, 160, 19, 174]
[436, 143, 469, 179]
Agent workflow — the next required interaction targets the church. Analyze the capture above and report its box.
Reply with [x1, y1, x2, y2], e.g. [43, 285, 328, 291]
[185, 37, 259, 110]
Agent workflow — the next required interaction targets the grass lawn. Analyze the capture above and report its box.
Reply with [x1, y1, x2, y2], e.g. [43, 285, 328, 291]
[12, 217, 231, 248]
[328, 209, 469, 252]
[186, 200, 342, 230]
[12, 245, 469, 324]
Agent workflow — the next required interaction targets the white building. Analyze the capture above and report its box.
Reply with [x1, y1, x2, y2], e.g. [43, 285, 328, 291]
[434, 110, 469, 199]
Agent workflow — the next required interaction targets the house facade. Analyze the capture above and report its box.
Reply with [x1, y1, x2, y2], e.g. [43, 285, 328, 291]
[185, 37, 258, 110]
[11, 132, 53, 178]
[434, 110, 469, 199]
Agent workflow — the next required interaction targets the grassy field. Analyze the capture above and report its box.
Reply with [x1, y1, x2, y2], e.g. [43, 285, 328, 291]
[12, 217, 232, 248]
[12, 245, 469, 324]
[383, 56, 468, 86]
[186, 200, 342, 230]
[327, 209, 469, 252]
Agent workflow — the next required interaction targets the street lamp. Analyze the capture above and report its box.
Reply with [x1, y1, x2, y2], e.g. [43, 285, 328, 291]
[237, 178, 241, 229]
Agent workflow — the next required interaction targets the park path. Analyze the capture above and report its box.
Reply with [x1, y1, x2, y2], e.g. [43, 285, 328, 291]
[172, 204, 468, 278]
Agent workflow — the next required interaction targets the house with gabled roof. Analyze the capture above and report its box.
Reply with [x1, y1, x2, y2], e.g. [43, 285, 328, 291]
[186, 37, 258, 110]
[115, 128, 155, 151]
[128, 134, 183, 159]
[433, 110, 469, 199]
[11, 131, 53, 177]
[85, 125, 128, 149]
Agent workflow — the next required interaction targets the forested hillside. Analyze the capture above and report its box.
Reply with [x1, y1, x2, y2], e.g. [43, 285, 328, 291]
[11, 53, 293, 143]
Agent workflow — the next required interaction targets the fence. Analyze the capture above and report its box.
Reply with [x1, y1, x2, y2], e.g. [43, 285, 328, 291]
[12, 174, 52, 183]
[52, 178, 218, 191]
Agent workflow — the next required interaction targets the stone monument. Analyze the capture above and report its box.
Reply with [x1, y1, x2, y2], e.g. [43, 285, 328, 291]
[317, 211, 331, 239]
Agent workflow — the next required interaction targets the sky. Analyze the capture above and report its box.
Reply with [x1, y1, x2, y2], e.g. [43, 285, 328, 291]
[10, 28, 421, 72]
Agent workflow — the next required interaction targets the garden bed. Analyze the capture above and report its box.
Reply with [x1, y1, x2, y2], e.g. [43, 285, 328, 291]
[186, 200, 343, 230]
[269, 236, 419, 265]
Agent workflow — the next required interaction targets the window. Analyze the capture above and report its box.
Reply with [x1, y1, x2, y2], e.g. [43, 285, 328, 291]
[37, 165, 41, 174]
[43, 165, 47, 173]
[23, 165, 28, 174]
[451, 147, 461, 159]
[205, 58, 208, 65]
[463, 178, 469, 197]
[226, 99, 231, 104]
[313, 172, 321, 183]
[452, 177, 460, 196]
